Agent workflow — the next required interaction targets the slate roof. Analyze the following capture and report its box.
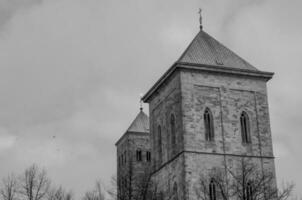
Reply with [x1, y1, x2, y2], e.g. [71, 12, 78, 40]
[177, 30, 259, 71]
[142, 29, 274, 102]
[126, 110, 149, 133]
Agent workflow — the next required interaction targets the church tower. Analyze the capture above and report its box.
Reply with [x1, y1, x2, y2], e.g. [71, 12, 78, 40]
[115, 108, 151, 200]
[142, 28, 276, 200]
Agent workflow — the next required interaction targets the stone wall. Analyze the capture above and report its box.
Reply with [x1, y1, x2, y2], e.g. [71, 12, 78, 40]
[180, 69, 276, 200]
[151, 153, 186, 200]
[149, 71, 183, 171]
[147, 68, 276, 200]
[180, 70, 274, 157]
[116, 132, 151, 199]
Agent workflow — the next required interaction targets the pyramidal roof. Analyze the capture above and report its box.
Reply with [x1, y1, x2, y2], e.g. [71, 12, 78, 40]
[142, 28, 273, 103]
[177, 30, 258, 71]
[126, 109, 149, 133]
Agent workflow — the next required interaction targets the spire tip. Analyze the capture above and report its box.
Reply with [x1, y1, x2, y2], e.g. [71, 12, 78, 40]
[198, 8, 203, 30]
[139, 93, 143, 111]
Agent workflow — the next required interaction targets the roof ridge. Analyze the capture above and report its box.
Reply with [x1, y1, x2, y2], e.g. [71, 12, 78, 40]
[177, 31, 201, 62]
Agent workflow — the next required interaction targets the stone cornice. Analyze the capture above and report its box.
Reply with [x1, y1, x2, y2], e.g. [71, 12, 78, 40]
[115, 131, 149, 146]
[142, 62, 274, 103]
[151, 150, 275, 175]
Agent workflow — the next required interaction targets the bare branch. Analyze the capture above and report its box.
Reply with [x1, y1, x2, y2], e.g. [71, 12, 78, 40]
[82, 180, 105, 200]
[19, 164, 51, 200]
[0, 174, 18, 200]
[195, 158, 294, 200]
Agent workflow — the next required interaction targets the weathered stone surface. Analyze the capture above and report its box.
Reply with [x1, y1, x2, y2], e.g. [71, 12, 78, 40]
[116, 121, 151, 199]
[116, 27, 276, 200]
[147, 69, 276, 200]
[149, 72, 183, 171]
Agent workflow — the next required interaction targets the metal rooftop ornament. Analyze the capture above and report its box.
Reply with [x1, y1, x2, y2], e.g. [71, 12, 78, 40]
[198, 8, 203, 29]
[139, 93, 143, 111]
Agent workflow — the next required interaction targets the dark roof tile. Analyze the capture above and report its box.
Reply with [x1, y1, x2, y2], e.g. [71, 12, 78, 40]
[126, 110, 149, 133]
[177, 30, 258, 71]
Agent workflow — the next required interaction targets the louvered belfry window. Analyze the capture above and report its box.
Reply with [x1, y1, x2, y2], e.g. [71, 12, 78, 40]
[204, 108, 214, 141]
[240, 111, 251, 143]
[136, 150, 142, 161]
[146, 151, 151, 162]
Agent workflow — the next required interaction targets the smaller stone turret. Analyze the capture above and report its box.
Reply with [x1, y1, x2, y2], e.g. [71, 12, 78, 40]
[115, 109, 151, 199]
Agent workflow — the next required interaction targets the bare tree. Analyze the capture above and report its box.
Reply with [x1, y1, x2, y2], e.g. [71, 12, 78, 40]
[108, 164, 158, 200]
[0, 174, 18, 200]
[82, 180, 105, 200]
[195, 158, 294, 200]
[133, 167, 158, 200]
[47, 186, 73, 200]
[107, 176, 117, 200]
[19, 164, 51, 200]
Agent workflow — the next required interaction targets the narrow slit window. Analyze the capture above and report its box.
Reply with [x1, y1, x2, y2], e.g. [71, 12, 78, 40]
[136, 150, 142, 161]
[158, 125, 162, 164]
[240, 111, 251, 143]
[170, 114, 176, 154]
[146, 151, 151, 162]
[173, 183, 178, 200]
[204, 108, 214, 141]
[245, 181, 253, 200]
[209, 178, 216, 200]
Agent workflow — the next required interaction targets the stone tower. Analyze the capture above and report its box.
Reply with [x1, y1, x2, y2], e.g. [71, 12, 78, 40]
[115, 108, 151, 199]
[142, 29, 276, 200]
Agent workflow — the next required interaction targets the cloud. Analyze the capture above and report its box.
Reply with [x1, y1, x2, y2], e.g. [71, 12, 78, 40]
[0, 127, 16, 151]
[0, 0, 300, 198]
[0, 0, 42, 29]
[219, 0, 302, 195]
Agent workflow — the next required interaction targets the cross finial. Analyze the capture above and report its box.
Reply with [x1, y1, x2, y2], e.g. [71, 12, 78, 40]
[139, 93, 143, 111]
[198, 8, 203, 30]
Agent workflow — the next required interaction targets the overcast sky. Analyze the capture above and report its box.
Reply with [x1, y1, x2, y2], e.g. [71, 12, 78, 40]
[0, 0, 301, 198]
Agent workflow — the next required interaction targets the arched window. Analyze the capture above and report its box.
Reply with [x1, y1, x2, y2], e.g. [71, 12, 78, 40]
[240, 111, 251, 143]
[158, 125, 162, 164]
[173, 183, 178, 200]
[136, 150, 142, 161]
[243, 181, 253, 200]
[159, 192, 164, 200]
[209, 178, 216, 200]
[170, 114, 176, 154]
[204, 108, 214, 141]
[121, 178, 124, 193]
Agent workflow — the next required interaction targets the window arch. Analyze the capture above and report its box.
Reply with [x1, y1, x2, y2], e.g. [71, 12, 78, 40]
[240, 111, 251, 143]
[245, 181, 253, 200]
[173, 182, 178, 200]
[170, 114, 176, 154]
[159, 192, 164, 200]
[158, 125, 162, 164]
[204, 108, 214, 141]
[209, 178, 216, 200]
